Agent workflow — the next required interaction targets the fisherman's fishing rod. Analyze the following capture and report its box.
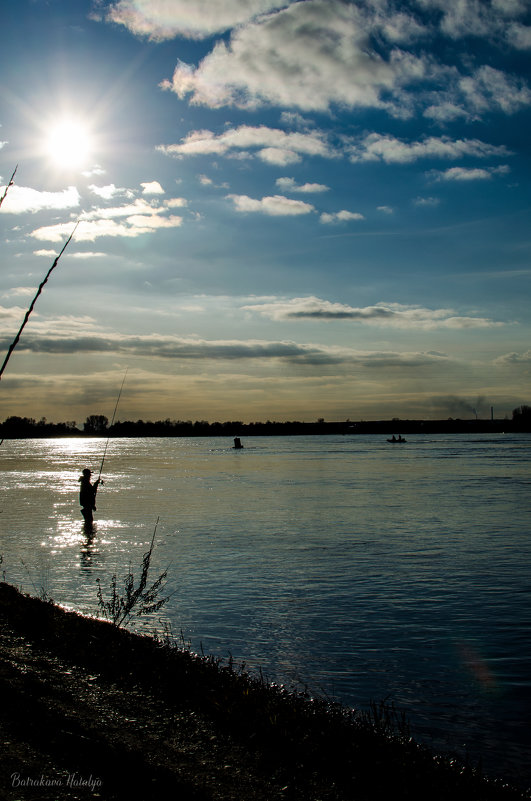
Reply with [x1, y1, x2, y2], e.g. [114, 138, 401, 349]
[97, 367, 128, 482]
[0, 220, 79, 381]
[0, 165, 17, 210]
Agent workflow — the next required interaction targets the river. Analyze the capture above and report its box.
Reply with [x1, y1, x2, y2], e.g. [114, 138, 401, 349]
[1, 433, 530, 788]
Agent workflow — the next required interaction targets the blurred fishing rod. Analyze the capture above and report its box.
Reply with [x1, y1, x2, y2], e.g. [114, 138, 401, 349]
[0, 165, 17, 210]
[97, 367, 128, 482]
[0, 221, 79, 381]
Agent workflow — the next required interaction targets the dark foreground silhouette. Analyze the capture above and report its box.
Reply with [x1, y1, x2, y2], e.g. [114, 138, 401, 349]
[0, 583, 527, 801]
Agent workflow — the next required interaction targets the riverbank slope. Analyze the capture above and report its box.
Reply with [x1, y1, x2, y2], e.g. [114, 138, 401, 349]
[0, 582, 527, 801]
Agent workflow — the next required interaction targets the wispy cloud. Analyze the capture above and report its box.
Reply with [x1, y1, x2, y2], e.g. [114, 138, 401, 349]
[348, 133, 510, 164]
[459, 65, 531, 114]
[29, 190, 187, 242]
[88, 183, 133, 199]
[320, 210, 364, 224]
[31, 214, 183, 243]
[494, 349, 531, 366]
[33, 248, 107, 259]
[0, 327, 455, 370]
[431, 165, 510, 181]
[276, 177, 330, 193]
[420, 0, 529, 41]
[243, 297, 504, 329]
[413, 196, 440, 206]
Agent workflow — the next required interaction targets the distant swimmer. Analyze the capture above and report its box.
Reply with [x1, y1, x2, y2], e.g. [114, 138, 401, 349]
[78, 468, 101, 527]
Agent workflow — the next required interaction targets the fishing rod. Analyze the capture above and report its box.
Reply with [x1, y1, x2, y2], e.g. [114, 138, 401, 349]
[0, 165, 17, 210]
[0, 220, 79, 381]
[97, 367, 128, 482]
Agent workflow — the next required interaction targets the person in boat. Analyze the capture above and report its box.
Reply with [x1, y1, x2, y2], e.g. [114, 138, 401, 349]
[78, 468, 101, 526]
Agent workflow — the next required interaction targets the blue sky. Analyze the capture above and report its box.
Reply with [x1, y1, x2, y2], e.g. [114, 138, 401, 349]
[0, 0, 530, 424]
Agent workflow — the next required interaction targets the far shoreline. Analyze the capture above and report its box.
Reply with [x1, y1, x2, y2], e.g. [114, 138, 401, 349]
[1, 416, 530, 439]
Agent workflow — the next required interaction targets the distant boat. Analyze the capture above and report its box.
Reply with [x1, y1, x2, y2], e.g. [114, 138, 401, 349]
[387, 435, 406, 443]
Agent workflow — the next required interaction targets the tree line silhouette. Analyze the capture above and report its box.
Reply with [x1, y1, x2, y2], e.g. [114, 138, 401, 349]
[0, 406, 530, 438]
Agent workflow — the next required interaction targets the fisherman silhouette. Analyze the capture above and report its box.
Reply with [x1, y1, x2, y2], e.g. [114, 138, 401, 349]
[78, 468, 101, 527]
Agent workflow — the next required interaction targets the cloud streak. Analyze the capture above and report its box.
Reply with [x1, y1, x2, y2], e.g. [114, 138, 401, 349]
[243, 297, 504, 329]
[0, 326, 455, 370]
[347, 133, 511, 163]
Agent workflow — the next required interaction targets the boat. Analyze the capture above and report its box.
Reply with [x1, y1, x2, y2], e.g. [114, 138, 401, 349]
[387, 435, 406, 443]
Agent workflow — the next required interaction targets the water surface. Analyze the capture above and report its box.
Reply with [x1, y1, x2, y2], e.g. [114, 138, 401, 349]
[1, 434, 530, 787]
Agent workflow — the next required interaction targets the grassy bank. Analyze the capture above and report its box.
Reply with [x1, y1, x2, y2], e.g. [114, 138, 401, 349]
[0, 582, 528, 801]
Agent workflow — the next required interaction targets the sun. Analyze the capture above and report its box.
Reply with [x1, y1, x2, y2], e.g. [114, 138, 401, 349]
[45, 117, 93, 169]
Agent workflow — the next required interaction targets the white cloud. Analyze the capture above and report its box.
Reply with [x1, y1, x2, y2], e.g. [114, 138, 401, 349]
[348, 133, 511, 163]
[459, 65, 531, 114]
[415, 0, 496, 39]
[0, 185, 80, 214]
[377, 205, 394, 214]
[68, 251, 108, 259]
[1, 286, 35, 298]
[413, 196, 440, 206]
[432, 165, 510, 181]
[257, 147, 301, 165]
[414, 0, 529, 41]
[0, 304, 30, 323]
[197, 174, 229, 189]
[276, 177, 330, 193]
[507, 22, 531, 48]
[141, 180, 165, 194]
[279, 111, 314, 129]
[30, 213, 183, 243]
[160, 0, 429, 112]
[226, 194, 314, 216]
[423, 101, 470, 122]
[164, 197, 188, 207]
[157, 125, 333, 163]
[112, 0, 531, 124]
[81, 198, 164, 220]
[101, 0, 289, 41]
[82, 165, 106, 178]
[495, 349, 531, 366]
[34, 248, 106, 259]
[320, 210, 364, 224]
[89, 184, 133, 199]
[243, 297, 504, 329]
[33, 249, 59, 258]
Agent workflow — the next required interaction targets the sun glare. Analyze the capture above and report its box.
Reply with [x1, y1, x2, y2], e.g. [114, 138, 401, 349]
[45, 118, 93, 169]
